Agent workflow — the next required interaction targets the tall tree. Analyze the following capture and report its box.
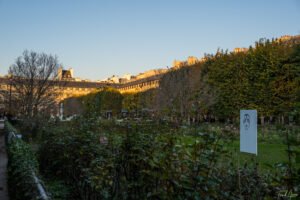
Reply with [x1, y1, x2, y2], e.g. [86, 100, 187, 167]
[273, 44, 300, 121]
[82, 87, 123, 116]
[8, 50, 61, 120]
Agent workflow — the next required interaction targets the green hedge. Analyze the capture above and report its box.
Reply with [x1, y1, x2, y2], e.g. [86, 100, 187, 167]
[39, 119, 279, 199]
[5, 121, 50, 200]
[4, 120, 18, 144]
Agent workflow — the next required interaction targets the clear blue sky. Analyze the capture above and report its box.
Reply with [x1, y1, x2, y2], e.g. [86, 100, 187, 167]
[0, 0, 299, 80]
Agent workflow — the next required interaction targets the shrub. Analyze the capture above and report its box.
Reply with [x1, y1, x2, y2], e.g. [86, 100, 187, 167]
[38, 118, 279, 199]
[5, 121, 50, 200]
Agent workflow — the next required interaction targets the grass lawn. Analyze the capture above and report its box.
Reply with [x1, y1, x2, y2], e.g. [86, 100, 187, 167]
[180, 133, 298, 172]
[229, 141, 289, 171]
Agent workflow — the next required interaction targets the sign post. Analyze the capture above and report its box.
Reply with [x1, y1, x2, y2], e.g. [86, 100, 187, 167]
[240, 110, 257, 155]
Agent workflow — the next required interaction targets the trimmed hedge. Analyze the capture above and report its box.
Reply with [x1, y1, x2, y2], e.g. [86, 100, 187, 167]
[5, 121, 50, 200]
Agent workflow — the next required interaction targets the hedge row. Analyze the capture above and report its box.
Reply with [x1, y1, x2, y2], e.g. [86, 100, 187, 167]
[5, 121, 50, 200]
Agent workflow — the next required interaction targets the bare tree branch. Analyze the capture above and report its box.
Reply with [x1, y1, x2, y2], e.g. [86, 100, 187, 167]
[8, 50, 61, 119]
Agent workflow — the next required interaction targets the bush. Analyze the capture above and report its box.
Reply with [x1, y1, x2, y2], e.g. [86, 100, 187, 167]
[7, 139, 41, 200]
[5, 121, 50, 200]
[38, 118, 280, 199]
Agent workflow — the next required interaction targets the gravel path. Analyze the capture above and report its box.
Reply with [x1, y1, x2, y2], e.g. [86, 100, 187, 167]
[0, 120, 9, 200]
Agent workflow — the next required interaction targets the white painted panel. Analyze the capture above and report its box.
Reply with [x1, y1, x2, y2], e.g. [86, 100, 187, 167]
[240, 110, 257, 155]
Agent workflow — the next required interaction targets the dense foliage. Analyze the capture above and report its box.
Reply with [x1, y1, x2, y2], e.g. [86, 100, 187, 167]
[157, 65, 202, 123]
[36, 36, 300, 199]
[158, 39, 300, 124]
[36, 118, 299, 199]
[62, 37, 300, 126]
[5, 121, 50, 200]
[62, 87, 124, 118]
[122, 89, 157, 117]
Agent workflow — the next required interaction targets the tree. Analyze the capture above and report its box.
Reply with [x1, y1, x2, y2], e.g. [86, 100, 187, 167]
[82, 87, 123, 117]
[157, 65, 202, 122]
[273, 44, 300, 122]
[8, 50, 61, 122]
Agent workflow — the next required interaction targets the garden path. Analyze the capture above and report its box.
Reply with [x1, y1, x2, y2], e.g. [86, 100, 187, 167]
[0, 119, 9, 200]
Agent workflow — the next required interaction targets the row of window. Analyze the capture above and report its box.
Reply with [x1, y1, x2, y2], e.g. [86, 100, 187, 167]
[64, 87, 92, 92]
[120, 80, 159, 91]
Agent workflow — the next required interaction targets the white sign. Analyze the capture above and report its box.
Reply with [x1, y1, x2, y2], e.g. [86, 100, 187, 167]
[240, 110, 257, 155]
